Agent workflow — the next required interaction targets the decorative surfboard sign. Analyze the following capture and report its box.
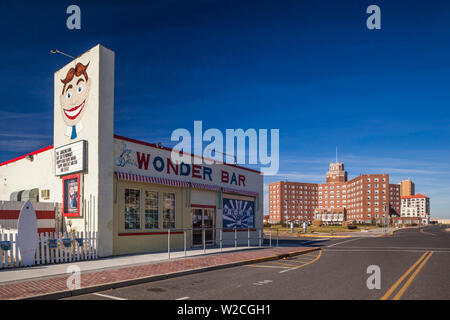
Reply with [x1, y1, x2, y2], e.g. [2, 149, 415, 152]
[17, 200, 38, 267]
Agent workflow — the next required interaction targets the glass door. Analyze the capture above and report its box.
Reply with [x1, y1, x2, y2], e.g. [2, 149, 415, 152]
[192, 208, 203, 246]
[191, 207, 215, 247]
[203, 208, 215, 246]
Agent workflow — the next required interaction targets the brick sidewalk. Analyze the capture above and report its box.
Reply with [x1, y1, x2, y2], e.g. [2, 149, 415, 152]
[0, 246, 318, 300]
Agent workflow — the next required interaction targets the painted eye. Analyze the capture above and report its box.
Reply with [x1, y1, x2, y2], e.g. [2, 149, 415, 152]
[77, 85, 83, 93]
[66, 92, 72, 99]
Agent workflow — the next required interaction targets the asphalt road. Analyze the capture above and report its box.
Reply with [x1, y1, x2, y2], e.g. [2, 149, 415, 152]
[65, 225, 450, 300]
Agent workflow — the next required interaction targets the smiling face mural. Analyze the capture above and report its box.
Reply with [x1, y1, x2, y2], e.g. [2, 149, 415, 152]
[60, 62, 91, 139]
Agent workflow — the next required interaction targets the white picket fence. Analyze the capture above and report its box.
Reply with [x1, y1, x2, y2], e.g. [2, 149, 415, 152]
[0, 231, 98, 269]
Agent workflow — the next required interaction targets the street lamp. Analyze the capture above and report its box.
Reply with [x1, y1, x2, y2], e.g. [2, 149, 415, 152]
[50, 49, 75, 59]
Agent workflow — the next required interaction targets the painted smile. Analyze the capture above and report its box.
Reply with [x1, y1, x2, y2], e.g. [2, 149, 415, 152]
[64, 100, 85, 120]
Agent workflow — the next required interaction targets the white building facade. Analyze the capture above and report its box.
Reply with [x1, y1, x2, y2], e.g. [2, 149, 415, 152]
[400, 194, 430, 225]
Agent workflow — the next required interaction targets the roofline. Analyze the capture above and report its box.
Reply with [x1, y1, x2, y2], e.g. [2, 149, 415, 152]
[401, 194, 429, 199]
[269, 181, 318, 186]
[0, 135, 261, 175]
[114, 134, 261, 174]
[0, 145, 54, 167]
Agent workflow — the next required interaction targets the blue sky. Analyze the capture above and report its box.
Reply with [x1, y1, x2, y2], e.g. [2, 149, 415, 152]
[0, 1, 449, 217]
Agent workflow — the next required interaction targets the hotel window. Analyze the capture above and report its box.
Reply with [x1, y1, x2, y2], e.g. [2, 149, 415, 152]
[163, 192, 176, 229]
[144, 191, 159, 229]
[125, 189, 140, 230]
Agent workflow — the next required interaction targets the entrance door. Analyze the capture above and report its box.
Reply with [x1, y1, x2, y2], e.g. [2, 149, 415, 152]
[191, 207, 215, 246]
[203, 208, 214, 246]
[192, 208, 203, 246]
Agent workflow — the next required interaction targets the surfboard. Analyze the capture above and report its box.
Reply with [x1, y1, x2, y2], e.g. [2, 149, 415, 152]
[17, 200, 38, 266]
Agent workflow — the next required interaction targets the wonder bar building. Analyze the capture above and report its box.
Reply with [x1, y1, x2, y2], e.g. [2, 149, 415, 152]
[0, 45, 263, 257]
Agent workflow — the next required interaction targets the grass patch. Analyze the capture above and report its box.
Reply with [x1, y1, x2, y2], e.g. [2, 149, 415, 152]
[264, 224, 382, 234]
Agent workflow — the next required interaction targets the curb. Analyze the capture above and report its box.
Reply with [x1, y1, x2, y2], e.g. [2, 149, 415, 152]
[20, 247, 320, 300]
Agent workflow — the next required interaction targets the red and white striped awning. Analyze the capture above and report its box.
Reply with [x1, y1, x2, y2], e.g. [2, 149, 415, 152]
[116, 172, 259, 196]
[222, 187, 259, 197]
[190, 182, 221, 192]
[116, 172, 190, 188]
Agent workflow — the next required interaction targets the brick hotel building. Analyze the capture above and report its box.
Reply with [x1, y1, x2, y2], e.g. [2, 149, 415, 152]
[268, 161, 402, 225]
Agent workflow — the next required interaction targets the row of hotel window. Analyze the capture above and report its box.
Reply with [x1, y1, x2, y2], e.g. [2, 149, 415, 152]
[124, 189, 176, 230]
[271, 179, 388, 189]
[277, 205, 386, 214]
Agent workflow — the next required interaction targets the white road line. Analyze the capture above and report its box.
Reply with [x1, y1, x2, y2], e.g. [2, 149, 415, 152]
[279, 268, 296, 274]
[326, 238, 361, 248]
[253, 280, 273, 286]
[246, 264, 291, 269]
[92, 292, 127, 300]
[176, 297, 190, 300]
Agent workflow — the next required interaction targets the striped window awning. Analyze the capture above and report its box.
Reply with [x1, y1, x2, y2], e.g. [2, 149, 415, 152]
[116, 172, 190, 188]
[190, 182, 221, 192]
[115, 172, 259, 197]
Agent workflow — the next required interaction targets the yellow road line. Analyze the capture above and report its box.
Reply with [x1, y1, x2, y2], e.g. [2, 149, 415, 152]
[298, 235, 351, 238]
[300, 253, 320, 257]
[293, 250, 321, 268]
[280, 250, 322, 273]
[380, 252, 428, 300]
[393, 251, 434, 300]
[265, 261, 301, 267]
[245, 264, 291, 269]
[288, 258, 317, 263]
[267, 259, 315, 267]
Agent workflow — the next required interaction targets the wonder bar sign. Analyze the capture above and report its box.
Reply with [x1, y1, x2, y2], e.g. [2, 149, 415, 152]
[55, 140, 87, 176]
[114, 138, 262, 191]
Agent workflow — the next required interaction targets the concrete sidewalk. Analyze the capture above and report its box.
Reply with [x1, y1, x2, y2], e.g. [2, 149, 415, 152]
[0, 246, 266, 285]
[0, 245, 318, 300]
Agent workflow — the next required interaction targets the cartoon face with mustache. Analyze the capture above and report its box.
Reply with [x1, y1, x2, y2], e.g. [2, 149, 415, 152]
[60, 62, 90, 139]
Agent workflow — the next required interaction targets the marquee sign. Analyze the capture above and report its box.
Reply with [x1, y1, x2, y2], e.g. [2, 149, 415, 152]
[114, 139, 262, 191]
[55, 140, 87, 176]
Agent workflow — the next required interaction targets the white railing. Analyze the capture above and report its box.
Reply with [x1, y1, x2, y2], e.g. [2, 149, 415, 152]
[165, 227, 272, 260]
[0, 231, 98, 269]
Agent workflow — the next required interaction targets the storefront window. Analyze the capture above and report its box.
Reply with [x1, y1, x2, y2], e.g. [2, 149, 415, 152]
[125, 189, 140, 229]
[144, 191, 159, 229]
[163, 192, 176, 229]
